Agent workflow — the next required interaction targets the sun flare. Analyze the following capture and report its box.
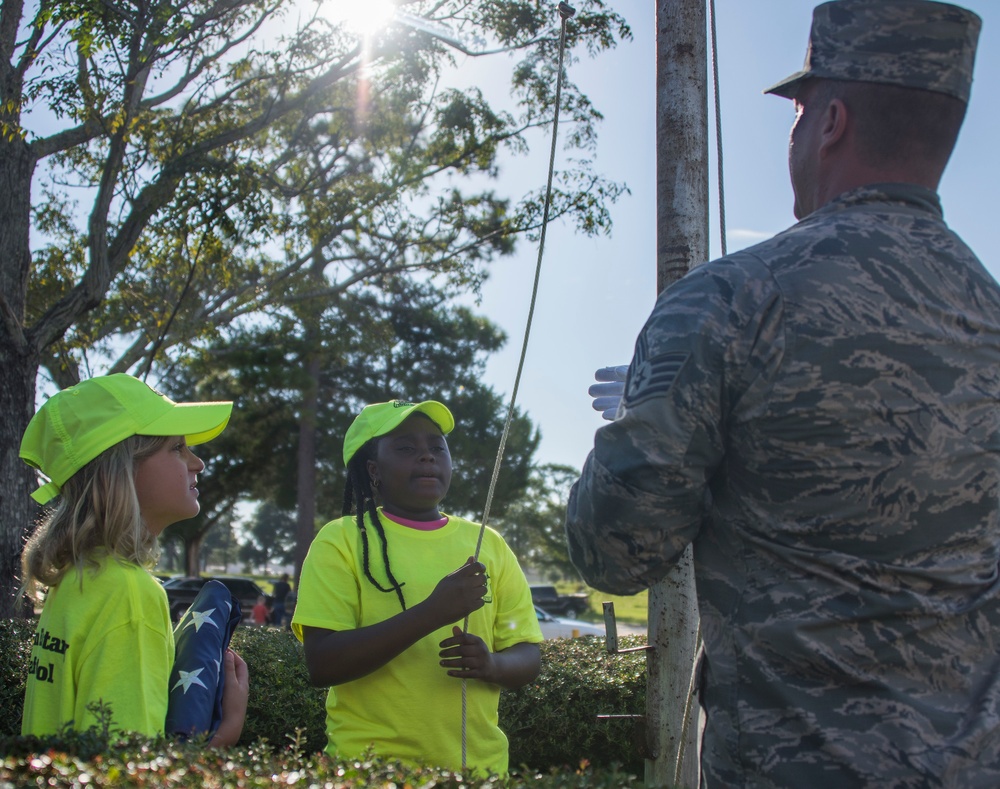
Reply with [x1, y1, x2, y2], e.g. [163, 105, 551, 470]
[324, 0, 397, 37]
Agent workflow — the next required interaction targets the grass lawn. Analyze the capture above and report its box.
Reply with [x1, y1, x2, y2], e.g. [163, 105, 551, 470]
[553, 582, 648, 626]
[591, 590, 649, 626]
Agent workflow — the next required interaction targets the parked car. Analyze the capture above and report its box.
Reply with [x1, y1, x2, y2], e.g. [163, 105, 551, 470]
[535, 605, 606, 640]
[529, 584, 591, 618]
[163, 576, 268, 623]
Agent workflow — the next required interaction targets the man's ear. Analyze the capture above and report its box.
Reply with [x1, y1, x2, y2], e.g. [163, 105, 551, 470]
[819, 97, 848, 155]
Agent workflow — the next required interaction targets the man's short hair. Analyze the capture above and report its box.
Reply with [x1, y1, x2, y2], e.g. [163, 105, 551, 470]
[814, 79, 967, 170]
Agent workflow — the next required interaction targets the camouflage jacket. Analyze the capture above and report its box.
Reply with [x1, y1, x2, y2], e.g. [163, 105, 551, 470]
[566, 183, 1000, 787]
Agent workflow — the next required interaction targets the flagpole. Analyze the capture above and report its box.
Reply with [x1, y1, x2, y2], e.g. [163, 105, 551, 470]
[646, 0, 707, 786]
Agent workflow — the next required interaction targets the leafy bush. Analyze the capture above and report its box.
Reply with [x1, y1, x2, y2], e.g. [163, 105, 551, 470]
[229, 626, 327, 753]
[0, 737, 646, 787]
[2, 619, 649, 778]
[1, 704, 647, 786]
[233, 627, 648, 773]
[503, 635, 647, 774]
[0, 617, 33, 737]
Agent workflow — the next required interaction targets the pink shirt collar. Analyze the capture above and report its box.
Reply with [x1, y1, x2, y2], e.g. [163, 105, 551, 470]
[381, 510, 449, 531]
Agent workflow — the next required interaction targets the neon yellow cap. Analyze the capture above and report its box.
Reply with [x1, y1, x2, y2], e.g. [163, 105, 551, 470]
[343, 399, 454, 466]
[20, 374, 233, 504]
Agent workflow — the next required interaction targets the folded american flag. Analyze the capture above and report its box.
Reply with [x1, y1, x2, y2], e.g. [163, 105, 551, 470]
[165, 580, 242, 738]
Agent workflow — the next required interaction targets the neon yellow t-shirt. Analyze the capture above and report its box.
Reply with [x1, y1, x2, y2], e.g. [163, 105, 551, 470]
[21, 555, 174, 737]
[292, 511, 543, 775]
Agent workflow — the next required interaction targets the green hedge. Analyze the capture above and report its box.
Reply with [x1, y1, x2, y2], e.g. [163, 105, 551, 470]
[1, 618, 649, 783]
[501, 636, 647, 773]
[0, 617, 33, 734]
[0, 743, 645, 788]
[229, 626, 328, 753]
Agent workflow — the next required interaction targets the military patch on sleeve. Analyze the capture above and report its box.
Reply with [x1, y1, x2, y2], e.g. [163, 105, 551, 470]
[624, 334, 689, 406]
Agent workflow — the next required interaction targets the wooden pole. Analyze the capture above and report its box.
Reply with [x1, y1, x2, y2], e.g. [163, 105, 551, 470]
[646, 1, 707, 787]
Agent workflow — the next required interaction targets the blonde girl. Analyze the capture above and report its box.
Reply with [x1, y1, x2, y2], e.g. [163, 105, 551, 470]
[19, 374, 248, 745]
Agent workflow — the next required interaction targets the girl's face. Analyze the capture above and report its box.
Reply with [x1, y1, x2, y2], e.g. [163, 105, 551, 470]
[134, 436, 206, 537]
[367, 413, 452, 521]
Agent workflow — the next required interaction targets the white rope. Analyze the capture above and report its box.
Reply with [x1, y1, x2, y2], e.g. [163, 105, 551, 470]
[675, 624, 704, 787]
[461, 3, 576, 773]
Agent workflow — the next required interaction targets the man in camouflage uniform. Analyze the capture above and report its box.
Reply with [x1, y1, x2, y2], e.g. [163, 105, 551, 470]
[565, 1, 1000, 786]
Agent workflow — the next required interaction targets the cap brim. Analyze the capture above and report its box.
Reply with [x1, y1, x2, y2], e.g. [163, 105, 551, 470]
[30, 480, 61, 505]
[140, 401, 233, 446]
[369, 402, 455, 445]
[408, 402, 455, 435]
[763, 70, 810, 98]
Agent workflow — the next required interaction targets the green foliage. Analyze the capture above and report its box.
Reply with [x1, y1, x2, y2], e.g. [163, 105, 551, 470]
[1, 0, 632, 614]
[493, 464, 581, 576]
[0, 744, 645, 787]
[25, 0, 631, 391]
[1, 709, 155, 765]
[160, 282, 542, 543]
[0, 618, 33, 736]
[229, 626, 327, 754]
[238, 503, 297, 572]
[1, 620, 649, 779]
[502, 636, 647, 775]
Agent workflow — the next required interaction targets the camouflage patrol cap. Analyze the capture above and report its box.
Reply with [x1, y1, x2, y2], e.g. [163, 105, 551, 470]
[765, 0, 981, 103]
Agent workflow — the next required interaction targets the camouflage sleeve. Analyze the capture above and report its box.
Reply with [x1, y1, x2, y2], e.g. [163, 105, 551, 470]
[565, 254, 785, 594]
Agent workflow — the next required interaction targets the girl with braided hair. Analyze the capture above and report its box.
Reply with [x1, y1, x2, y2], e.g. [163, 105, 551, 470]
[292, 399, 542, 775]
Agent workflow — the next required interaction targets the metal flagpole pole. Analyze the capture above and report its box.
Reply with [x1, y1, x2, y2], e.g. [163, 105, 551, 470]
[646, 0, 708, 786]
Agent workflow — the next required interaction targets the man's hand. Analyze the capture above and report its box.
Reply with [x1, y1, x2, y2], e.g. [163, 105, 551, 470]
[589, 365, 628, 420]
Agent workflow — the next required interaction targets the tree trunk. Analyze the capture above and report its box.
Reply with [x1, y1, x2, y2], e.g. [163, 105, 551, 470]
[184, 532, 205, 576]
[184, 533, 204, 577]
[294, 252, 324, 587]
[294, 337, 320, 586]
[0, 356, 39, 616]
[0, 129, 41, 617]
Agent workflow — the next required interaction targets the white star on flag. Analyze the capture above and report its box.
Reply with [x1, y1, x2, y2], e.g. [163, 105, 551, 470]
[186, 607, 219, 633]
[171, 668, 208, 694]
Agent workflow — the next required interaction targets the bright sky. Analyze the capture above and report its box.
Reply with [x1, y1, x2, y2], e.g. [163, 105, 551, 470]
[467, 0, 1000, 472]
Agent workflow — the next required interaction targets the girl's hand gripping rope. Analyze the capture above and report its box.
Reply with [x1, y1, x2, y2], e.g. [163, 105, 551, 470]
[426, 556, 489, 625]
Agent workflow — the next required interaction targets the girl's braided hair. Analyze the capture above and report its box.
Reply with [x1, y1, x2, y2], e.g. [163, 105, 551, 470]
[342, 437, 407, 610]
